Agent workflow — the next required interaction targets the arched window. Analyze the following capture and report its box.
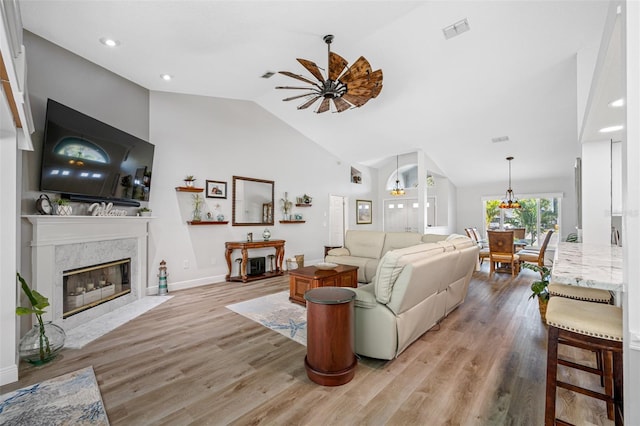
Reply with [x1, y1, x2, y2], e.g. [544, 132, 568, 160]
[53, 137, 109, 164]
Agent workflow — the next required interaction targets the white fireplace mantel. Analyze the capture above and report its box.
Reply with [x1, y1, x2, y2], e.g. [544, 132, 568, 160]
[23, 215, 152, 329]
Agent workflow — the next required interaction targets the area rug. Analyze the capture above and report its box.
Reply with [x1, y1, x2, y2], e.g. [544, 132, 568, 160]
[65, 295, 173, 349]
[0, 366, 109, 425]
[226, 291, 307, 346]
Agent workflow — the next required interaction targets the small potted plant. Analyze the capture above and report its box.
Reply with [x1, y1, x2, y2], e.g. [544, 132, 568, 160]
[138, 207, 152, 217]
[184, 175, 196, 188]
[280, 192, 293, 220]
[16, 273, 66, 365]
[55, 198, 72, 216]
[523, 263, 551, 322]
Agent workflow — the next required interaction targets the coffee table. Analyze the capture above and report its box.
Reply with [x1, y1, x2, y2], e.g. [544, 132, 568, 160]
[289, 264, 358, 306]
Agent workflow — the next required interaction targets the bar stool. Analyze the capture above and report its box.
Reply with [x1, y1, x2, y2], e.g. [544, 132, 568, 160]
[548, 283, 613, 391]
[545, 297, 623, 425]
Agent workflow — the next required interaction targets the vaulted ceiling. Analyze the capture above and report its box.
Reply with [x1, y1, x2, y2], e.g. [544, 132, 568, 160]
[19, 0, 612, 187]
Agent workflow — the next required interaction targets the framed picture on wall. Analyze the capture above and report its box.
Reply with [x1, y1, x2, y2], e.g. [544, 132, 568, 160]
[206, 180, 227, 199]
[356, 199, 372, 224]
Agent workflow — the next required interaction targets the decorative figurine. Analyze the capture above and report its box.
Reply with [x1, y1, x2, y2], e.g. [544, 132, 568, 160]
[158, 260, 168, 295]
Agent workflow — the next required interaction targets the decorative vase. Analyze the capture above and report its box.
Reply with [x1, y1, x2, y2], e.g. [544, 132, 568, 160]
[262, 228, 271, 241]
[216, 213, 225, 222]
[185, 180, 194, 187]
[19, 321, 66, 365]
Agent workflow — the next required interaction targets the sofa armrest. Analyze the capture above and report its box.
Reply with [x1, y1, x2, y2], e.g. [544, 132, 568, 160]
[348, 284, 378, 309]
[327, 247, 350, 256]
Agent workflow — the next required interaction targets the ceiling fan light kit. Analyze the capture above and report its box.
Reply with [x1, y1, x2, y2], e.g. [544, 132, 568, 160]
[276, 34, 383, 113]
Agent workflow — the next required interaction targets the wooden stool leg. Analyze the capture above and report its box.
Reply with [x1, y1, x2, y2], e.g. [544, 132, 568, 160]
[545, 326, 560, 425]
[604, 350, 614, 420]
[613, 350, 624, 426]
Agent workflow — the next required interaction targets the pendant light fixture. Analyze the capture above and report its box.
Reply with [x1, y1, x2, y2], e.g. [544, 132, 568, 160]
[499, 156, 521, 209]
[390, 155, 405, 196]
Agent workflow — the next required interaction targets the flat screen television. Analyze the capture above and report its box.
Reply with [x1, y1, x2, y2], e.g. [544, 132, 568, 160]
[40, 99, 155, 207]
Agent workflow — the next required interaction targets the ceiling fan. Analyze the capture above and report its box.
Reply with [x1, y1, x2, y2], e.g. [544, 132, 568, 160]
[276, 35, 383, 113]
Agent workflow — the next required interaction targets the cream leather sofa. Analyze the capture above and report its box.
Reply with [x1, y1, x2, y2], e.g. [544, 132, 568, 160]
[324, 230, 448, 283]
[346, 235, 479, 360]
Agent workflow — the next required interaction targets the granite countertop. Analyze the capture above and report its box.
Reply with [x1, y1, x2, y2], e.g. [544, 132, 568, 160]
[551, 241, 623, 292]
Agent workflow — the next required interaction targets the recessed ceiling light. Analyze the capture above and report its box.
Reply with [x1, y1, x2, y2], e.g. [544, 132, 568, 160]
[608, 98, 625, 108]
[160, 74, 173, 81]
[599, 125, 624, 133]
[99, 37, 120, 47]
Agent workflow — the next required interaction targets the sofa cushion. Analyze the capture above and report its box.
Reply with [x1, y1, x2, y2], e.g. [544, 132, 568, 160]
[381, 232, 423, 256]
[374, 243, 445, 304]
[323, 255, 377, 282]
[327, 247, 350, 256]
[421, 233, 448, 243]
[345, 230, 386, 259]
[350, 284, 378, 309]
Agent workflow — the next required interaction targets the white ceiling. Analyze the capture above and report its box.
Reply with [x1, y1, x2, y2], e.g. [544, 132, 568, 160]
[19, 0, 616, 187]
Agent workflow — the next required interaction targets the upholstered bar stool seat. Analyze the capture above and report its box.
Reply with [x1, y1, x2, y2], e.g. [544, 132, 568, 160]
[545, 297, 623, 425]
[548, 283, 613, 304]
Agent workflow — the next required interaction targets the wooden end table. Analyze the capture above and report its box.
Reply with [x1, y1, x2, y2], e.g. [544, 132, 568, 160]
[304, 287, 357, 386]
[288, 264, 357, 306]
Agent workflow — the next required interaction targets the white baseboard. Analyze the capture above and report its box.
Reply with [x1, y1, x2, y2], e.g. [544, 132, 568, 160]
[0, 364, 19, 386]
[146, 274, 227, 295]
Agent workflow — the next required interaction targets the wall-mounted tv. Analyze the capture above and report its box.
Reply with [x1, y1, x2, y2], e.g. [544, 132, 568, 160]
[40, 99, 155, 207]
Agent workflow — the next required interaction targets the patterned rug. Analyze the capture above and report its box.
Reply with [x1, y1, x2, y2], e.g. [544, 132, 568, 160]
[226, 291, 307, 346]
[0, 366, 109, 425]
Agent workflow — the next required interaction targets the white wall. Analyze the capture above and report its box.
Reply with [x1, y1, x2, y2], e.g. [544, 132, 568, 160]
[147, 91, 377, 291]
[456, 176, 577, 240]
[581, 140, 612, 244]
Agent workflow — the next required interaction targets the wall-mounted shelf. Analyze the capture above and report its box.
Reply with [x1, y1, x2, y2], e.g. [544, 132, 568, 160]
[280, 220, 306, 224]
[187, 221, 228, 225]
[176, 186, 204, 192]
[295, 204, 312, 207]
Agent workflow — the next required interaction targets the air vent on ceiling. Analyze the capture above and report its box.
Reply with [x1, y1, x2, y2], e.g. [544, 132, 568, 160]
[491, 136, 510, 143]
[443, 18, 471, 40]
[261, 71, 275, 79]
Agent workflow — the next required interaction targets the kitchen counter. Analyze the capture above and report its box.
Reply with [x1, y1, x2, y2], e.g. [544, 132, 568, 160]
[551, 241, 623, 292]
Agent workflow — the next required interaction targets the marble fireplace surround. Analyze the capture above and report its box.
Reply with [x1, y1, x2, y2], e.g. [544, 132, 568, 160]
[24, 216, 151, 332]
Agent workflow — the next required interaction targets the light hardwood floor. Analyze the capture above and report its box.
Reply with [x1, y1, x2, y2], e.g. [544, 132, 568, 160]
[1, 265, 613, 425]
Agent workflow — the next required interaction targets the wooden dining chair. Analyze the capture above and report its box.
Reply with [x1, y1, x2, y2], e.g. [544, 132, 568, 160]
[518, 230, 554, 270]
[487, 230, 520, 277]
[512, 227, 526, 240]
[466, 228, 490, 265]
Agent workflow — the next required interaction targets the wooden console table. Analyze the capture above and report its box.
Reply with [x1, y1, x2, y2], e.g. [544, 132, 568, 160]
[225, 239, 285, 282]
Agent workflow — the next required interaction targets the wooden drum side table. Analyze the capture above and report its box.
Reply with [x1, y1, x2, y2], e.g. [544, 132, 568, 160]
[304, 287, 357, 386]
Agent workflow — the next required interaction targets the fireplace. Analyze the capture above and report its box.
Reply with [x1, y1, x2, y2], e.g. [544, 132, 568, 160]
[25, 215, 152, 331]
[63, 258, 131, 318]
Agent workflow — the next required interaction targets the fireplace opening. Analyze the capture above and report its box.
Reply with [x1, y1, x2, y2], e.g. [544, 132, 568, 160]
[63, 258, 131, 318]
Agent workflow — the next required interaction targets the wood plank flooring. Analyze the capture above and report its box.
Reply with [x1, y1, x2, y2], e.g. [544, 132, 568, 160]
[1, 265, 613, 425]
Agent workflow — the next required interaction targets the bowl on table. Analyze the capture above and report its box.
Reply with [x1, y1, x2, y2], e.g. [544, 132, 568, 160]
[315, 262, 338, 271]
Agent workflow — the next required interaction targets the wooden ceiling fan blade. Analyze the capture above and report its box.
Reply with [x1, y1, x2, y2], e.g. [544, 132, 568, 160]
[338, 56, 372, 83]
[297, 96, 321, 110]
[278, 71, 320, 86]
[328, 52, 348, 81]
[370, 83, 383, 99]
[342, 93, 369, 107]
[316, 98, 331, 113]
[282, 93, 316, 102]
[297, 58, 325, 82]
[276, 86, 318, 90]
[332, 97, 352, 113]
